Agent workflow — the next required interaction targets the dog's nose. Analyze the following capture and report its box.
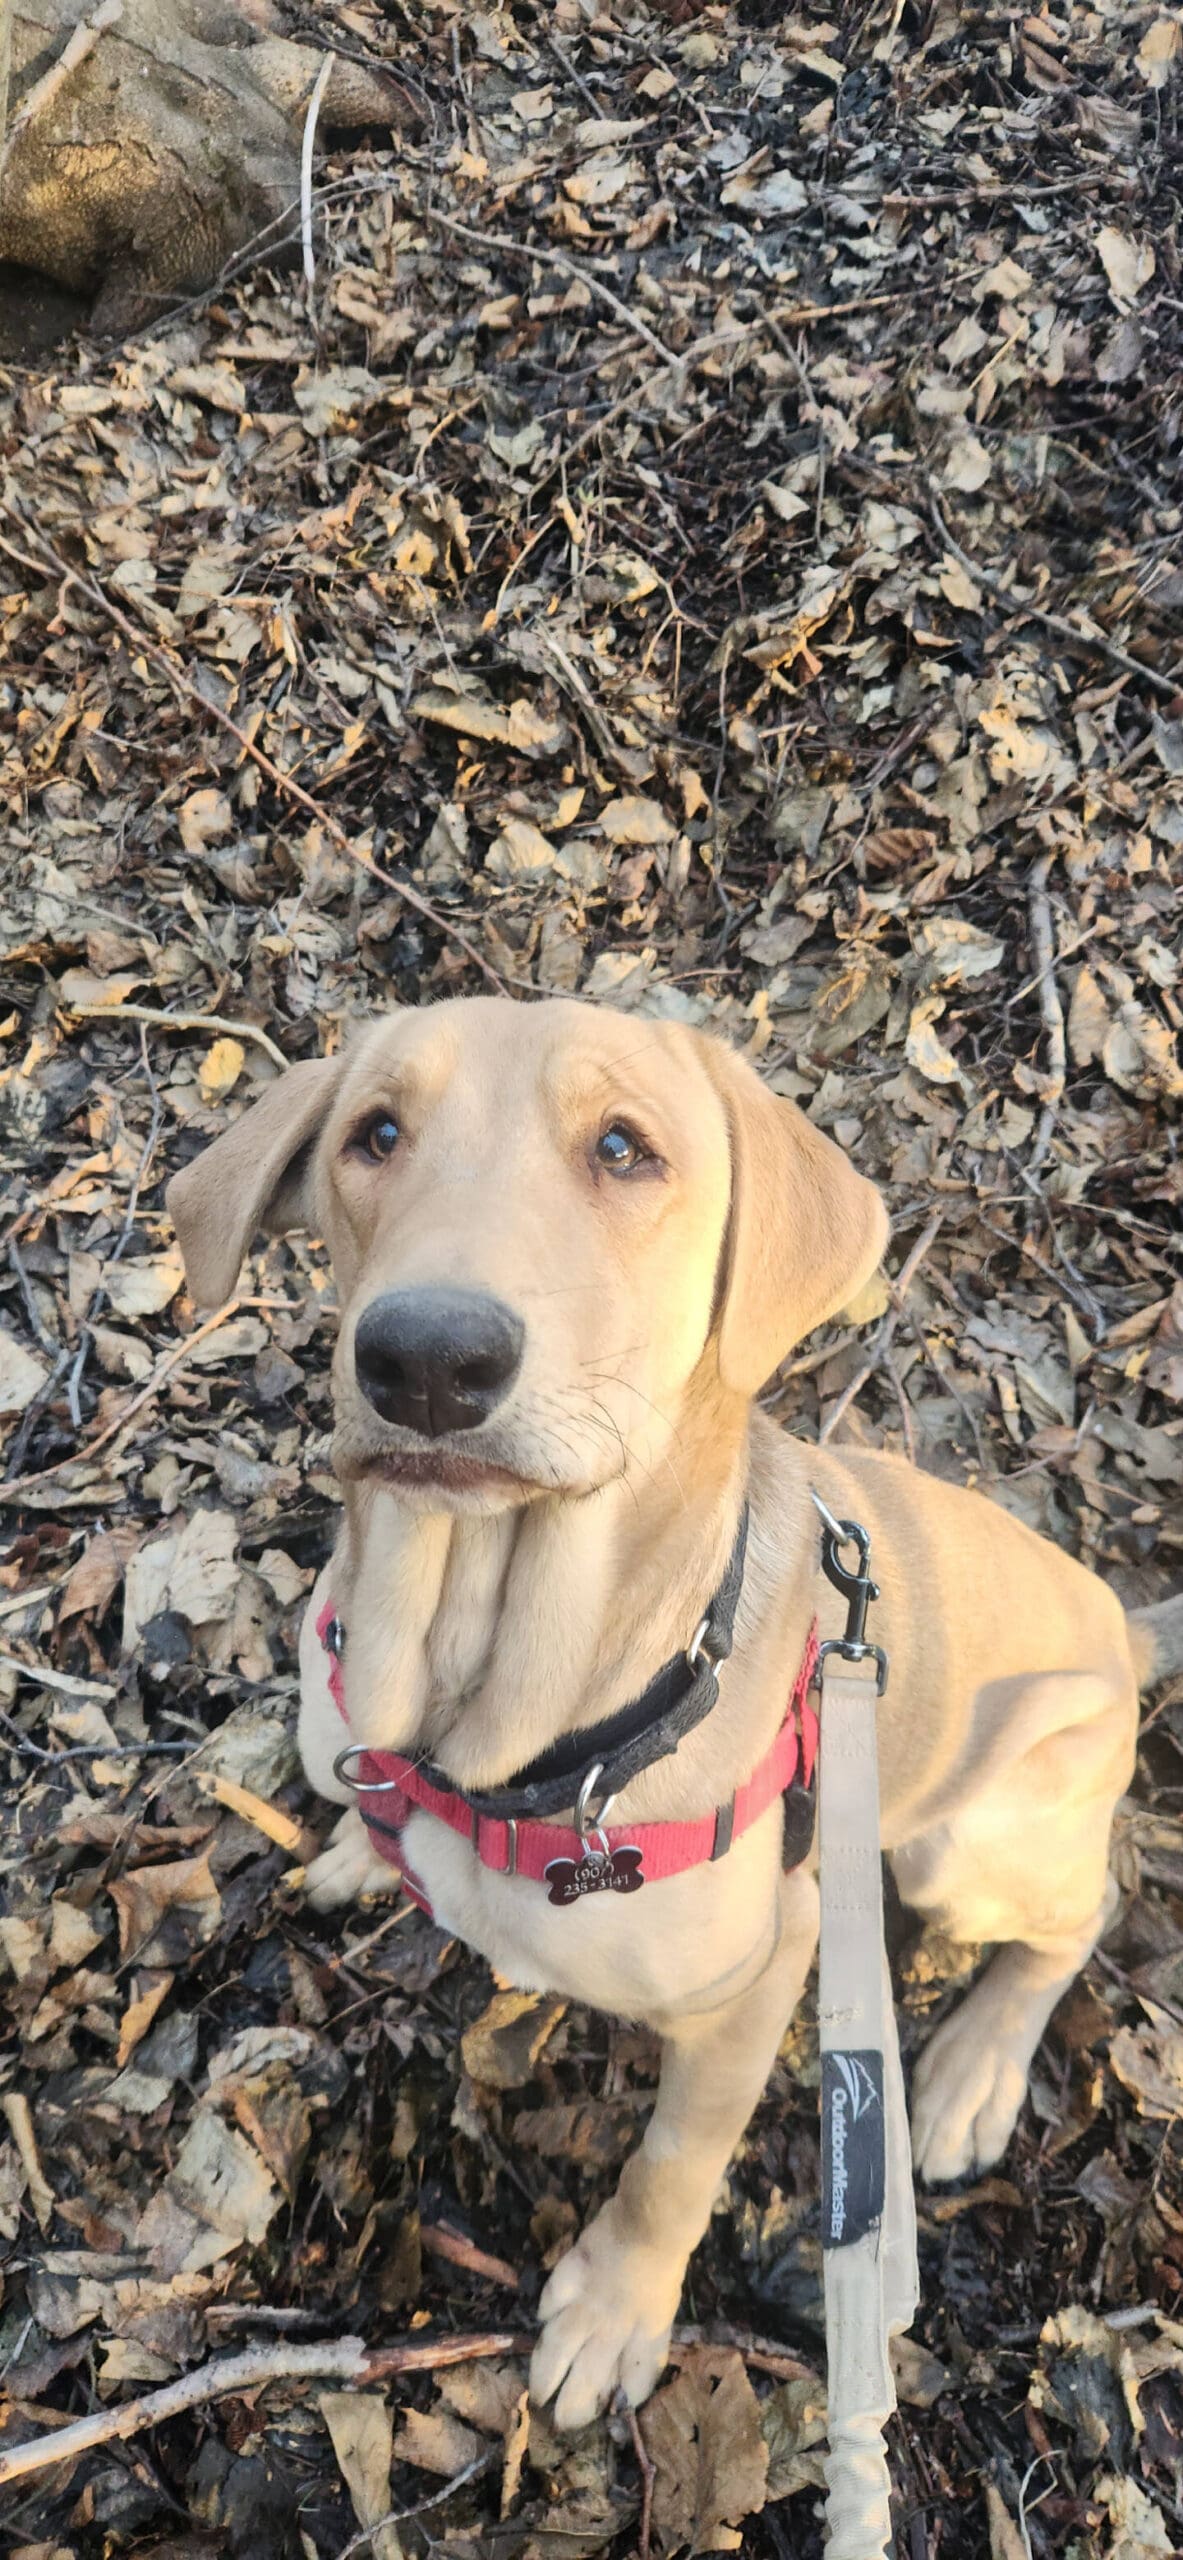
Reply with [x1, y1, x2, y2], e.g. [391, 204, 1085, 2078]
[353, 1289, 525, 1436]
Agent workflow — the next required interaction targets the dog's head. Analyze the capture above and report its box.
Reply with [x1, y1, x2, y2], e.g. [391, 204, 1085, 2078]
[167, 997, 886, 1511]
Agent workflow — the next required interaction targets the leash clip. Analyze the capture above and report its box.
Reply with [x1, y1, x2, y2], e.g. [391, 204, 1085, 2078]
[812, 1494, 889, 1695]
[574, 1761, 618, 1858]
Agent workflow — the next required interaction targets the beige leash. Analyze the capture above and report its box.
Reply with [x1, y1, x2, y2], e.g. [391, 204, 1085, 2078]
[813, 1500, 918, 2558]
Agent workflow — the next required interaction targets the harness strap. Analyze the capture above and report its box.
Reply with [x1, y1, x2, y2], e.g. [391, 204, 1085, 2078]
[411, 1503, 751, 1824]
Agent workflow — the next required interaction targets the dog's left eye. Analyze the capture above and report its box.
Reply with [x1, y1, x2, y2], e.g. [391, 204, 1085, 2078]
[595, 1123, 648, 1174]
[356, 1113, 400, 1163]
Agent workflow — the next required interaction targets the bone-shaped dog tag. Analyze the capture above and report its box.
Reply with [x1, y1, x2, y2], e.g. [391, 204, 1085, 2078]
[544, 1846, 644, 1906]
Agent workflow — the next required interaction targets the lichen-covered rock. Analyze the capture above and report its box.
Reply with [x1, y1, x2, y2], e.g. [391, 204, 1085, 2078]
[0, 0, 406, 330]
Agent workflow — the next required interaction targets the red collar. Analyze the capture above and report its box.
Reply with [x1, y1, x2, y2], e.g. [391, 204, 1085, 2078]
[316, 1601, 819, 1916]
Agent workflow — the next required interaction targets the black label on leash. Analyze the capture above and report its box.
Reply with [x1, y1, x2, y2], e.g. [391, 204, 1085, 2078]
[821, 2050, 885, 2248]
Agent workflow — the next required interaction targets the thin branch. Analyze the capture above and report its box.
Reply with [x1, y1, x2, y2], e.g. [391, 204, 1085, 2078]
[627, 2402, 657, 2560]
[301, 53, 335, 301]
[0, 0, 123, 177]
[423, 209, 673, 362]
[336, 2450, 497, 2559]
[1025, 851, 1067, 1175]
[0, 520, 507, 997]
[0, 2332, 527, 2489]
[62, 1001, 288, 1069]
[819, 1213, 944, 1447]
[928, 488, 1179, 702]
[420, 2223, 519, 2290]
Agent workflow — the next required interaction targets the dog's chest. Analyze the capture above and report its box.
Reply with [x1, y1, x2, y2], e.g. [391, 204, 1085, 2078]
[401, 1801, 784, 2023]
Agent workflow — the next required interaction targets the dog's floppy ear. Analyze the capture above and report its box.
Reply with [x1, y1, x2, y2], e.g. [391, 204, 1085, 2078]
[166, 1056, 344, 1307]
[696, 1036, 889, 1393]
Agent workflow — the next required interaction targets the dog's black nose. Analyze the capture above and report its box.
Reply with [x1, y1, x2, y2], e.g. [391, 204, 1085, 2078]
[353, 1289, 525, 1437]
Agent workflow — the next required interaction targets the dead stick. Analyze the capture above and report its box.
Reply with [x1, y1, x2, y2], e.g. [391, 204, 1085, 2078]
[1025, 851, 1067, 1175]
[928, 489, 1179, 703]
[0, 2332, 526, 2488]
[0, 0, 123, 175]
[63, 1002, 287, 1069]
[420, 2223, 519, 2290]
[423, 209, 673, 361]
[627, 2404, 657, 2560]
[0, 2321, 816, 2488]
[819, 1213, 944, 1447]
[0, 520, 507, 996]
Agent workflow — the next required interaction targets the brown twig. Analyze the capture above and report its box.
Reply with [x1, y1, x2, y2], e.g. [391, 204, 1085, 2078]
[0, 2332, 527, 2488]
[1025, 852, 1067, 1175]
[62, 1001, 288, 1068]
[928, 489, 1179, 702]
[0, 0, 123, 175]
[819, 1213, 944, 1446]
[627, 2403, 657, 2560]
[668, 2328, 817, 2384]
[423, 209, 674, 361]
[884, 174, 1113, 209]
[0, 520, 508, 996]
[420, 2222, 520, 2290]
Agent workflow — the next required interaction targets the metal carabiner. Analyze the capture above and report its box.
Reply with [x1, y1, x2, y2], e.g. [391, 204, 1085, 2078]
[811, 1491, 890, 1693]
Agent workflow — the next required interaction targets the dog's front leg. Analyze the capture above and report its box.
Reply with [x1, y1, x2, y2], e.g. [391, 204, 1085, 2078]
[531, 1865, 819, 2430]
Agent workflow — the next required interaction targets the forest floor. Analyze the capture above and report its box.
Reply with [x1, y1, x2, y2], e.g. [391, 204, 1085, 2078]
[1, 2, 1182, 2555]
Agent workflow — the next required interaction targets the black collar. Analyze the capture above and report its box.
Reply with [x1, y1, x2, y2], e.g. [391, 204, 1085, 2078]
[417, 1504, 749, 1824]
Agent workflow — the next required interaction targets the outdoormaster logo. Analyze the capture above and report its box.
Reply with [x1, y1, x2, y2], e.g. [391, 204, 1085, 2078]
[821, 2050, 886, 2249]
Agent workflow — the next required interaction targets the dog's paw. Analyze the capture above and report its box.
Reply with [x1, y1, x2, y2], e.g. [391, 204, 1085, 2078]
[530, 2208, 681, 2431]
[911, 2009, 1028, 2185]
[304, 1808, 396, 1912]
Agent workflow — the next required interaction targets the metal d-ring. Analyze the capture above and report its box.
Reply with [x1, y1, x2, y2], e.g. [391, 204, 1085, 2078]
[687, 1613, 721, 1674]
[575, 1761, 617, 1857]
[332, 1742, 405, 1795]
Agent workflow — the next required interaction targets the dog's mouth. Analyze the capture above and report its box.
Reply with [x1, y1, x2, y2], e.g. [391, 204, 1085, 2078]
[333, 1431, 542, 1502]
[357, 1448, 535, 1496]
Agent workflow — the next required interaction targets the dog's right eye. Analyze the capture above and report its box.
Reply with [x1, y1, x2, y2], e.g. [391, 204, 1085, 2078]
[354, 1113, 400, 1163]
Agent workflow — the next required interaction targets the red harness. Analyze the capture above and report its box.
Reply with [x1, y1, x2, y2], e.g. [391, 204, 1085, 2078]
[317, 1601, 819, 1919]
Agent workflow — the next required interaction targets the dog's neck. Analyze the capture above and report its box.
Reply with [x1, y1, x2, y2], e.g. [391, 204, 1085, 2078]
[333, 1389, 750, 1791]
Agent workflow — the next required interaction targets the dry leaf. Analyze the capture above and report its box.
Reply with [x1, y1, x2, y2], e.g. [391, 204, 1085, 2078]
[104, 1249, 185, 1319]
[321, 2393, 400, 2560]
[985, 2481, 1027, 2560]
[461, 1991, 567, 2090]
[59, 1525, 139, 1622]
[1096, 226, 1156, 306]
[198, 1037, 247, 1103]
[1136, 18, 1181, 87]
[1108, 2023, 1183, 2118]
[599, 795, 675, 844]
[1067, 965, 1110, 1068]
[942, 432, 991, 493]
[500, 2387, 530, 2519]
[486, 819, 559, 880]
[0, 1328, 49, 1415]
[393, 2401, 483, 2474]
[644, 2348, 769, 2553]
[108, 1852, 222, 1965]
[179, 789, 234, 853]
[906, 996, 965, 1086]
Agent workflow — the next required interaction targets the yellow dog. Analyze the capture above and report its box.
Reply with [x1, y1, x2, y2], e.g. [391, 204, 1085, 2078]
[169, 997, 1179, 2430]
